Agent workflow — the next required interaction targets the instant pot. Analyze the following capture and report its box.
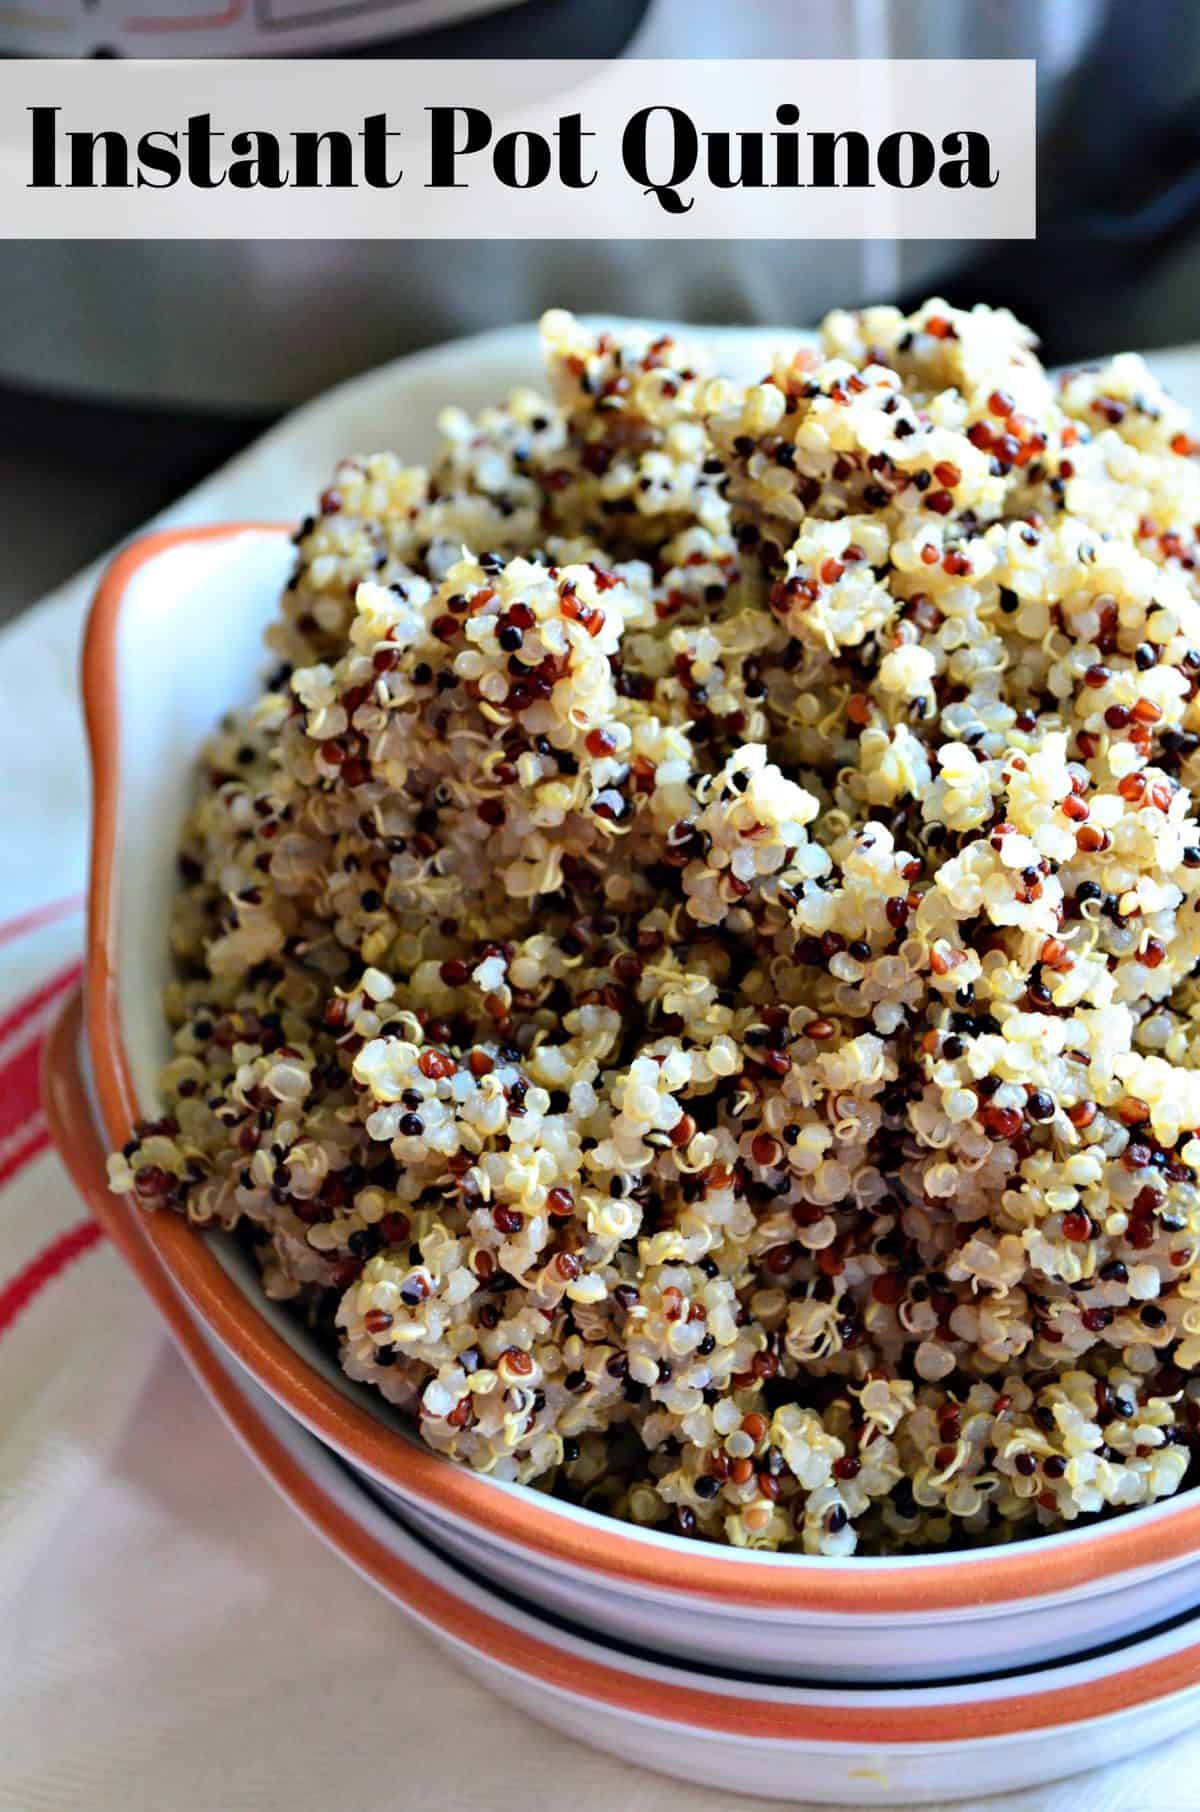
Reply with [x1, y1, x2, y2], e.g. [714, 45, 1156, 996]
[4, 0, 1200, 413]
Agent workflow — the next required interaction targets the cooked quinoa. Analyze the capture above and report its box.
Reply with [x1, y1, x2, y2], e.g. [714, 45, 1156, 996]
[110, 298, 1200, 1555]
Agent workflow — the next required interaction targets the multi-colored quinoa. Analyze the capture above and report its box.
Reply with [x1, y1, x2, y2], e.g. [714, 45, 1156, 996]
[110, 299, 1200, 1555]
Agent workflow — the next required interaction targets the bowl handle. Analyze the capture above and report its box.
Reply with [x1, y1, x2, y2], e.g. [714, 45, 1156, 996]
[42, 986, 227, 1335]
[41, 985, 348, 1477]
[41, 992, 171, 1304]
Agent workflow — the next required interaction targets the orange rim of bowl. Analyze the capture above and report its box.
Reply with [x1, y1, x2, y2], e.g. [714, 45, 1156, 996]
[44, 984, 1200, 1742]
[83, 522, 1200, 1616]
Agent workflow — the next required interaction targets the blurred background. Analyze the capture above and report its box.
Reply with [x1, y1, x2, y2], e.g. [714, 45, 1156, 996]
[3, 0, 1200, 620]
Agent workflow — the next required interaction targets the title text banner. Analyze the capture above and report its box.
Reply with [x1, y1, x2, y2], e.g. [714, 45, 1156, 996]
[0, 59, 1036, 239]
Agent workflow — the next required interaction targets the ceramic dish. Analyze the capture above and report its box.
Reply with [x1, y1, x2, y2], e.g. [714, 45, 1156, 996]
[80, 324, 1200, 1685]
[44, 986, 1200, 1805]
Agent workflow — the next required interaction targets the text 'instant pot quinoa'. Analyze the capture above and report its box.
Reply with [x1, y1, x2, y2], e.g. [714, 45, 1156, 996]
[111, 301, 1200, 1555]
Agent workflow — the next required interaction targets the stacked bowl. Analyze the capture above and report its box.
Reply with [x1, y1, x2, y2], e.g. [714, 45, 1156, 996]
[51, 517, 1200, 1804]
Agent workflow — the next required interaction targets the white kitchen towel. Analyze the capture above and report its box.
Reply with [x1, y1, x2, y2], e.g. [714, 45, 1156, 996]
[6, 324, 1200, 1812]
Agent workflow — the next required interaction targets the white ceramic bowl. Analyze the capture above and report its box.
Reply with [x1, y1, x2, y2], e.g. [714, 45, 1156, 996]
[80, 324, 1200, 1687]
[53, 1011, 1200, 1812]
[230, 1357, 1200, 1809]
[41, 1009, 1200, 1812]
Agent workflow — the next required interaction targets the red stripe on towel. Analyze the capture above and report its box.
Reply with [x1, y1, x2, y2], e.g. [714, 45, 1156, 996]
[0, 960, 84, 1059]
[0, 1217, 105, 1340]
[0, 895, 84, 951]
